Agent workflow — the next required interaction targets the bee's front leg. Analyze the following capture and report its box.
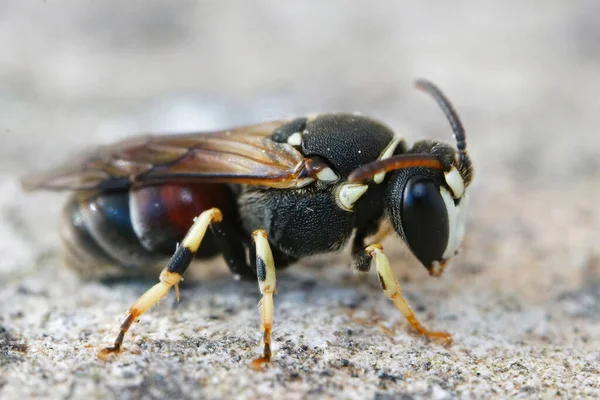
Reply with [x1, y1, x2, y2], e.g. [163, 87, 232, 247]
[364, 244, 452, 346]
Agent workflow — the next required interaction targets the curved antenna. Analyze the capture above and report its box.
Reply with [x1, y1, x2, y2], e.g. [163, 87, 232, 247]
[348, 154, 444, 183]
[415, 79, 468, 165]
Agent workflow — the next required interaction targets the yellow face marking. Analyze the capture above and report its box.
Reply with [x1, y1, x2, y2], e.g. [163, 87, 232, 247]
[440, 187, 469, 260]
[444, 167, 465, 199]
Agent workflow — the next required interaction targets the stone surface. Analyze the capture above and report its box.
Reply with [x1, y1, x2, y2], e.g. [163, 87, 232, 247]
[1, 1, 599, 399]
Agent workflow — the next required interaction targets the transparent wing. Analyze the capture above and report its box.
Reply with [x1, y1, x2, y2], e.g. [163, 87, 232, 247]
[22, 121, 314, 191]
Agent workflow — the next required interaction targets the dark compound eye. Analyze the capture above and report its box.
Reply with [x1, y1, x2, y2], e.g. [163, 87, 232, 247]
[401, 175, 449, 268]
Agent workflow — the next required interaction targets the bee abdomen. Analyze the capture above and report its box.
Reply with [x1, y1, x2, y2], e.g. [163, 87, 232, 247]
[129, 183, 236, 257]
[61, 183, 237, 279]
[61, 192, 162, 279]
[60, 195, 118, 278]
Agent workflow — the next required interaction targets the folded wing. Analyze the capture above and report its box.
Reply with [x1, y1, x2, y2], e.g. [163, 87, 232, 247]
[22, 121, 313, 191]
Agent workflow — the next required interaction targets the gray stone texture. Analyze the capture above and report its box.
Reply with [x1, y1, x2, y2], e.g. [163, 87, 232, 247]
[1, 1, 599, 399]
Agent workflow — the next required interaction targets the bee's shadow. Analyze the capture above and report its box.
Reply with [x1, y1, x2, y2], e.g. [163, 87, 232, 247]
[97, 267, 373, 310]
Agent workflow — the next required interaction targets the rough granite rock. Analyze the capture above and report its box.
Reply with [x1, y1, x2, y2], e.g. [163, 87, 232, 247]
[1, 2, 599, 399]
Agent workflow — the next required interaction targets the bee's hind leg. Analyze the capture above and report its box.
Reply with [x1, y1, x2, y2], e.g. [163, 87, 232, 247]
[98, 208, 223, 360]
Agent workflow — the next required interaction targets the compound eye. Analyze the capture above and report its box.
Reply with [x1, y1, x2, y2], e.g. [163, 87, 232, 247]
[401, 175, 449, 268]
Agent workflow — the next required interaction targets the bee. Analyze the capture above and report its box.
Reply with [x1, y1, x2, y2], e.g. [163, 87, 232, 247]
[22, 80, 473, 369]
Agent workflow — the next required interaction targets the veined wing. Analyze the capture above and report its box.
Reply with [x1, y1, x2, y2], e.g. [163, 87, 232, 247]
[22, 121, 315, 191]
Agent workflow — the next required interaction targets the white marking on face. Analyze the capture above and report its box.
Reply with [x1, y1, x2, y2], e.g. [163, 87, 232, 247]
[444, 167, 465, 199]
[336, 183, 369, 211]
[286, 132, 303, 146]
[316, 167, 339, 182]
[440, 187, 469, 260]
[374, 137, 404, 184]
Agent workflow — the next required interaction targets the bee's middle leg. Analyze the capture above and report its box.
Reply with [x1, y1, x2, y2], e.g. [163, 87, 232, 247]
[249, 229, 277, 370]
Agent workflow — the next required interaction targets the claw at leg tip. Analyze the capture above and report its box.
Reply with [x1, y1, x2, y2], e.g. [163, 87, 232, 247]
[249, 355, 271, 371]
[97, 345, 121, 361]
[175, 284, 180, 302]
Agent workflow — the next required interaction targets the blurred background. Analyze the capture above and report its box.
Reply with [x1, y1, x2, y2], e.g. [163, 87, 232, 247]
[1, 1, 599, 398]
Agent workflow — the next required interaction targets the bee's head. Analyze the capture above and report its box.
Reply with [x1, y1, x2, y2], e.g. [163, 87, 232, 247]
[348, 79, 473, 276]
[384, 151, 470, 275]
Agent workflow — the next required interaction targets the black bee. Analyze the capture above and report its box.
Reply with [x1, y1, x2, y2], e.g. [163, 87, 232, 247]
[22, 80, 473, 368]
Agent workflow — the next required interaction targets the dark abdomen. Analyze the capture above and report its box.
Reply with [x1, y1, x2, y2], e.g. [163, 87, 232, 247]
[61, 183, 238, 279]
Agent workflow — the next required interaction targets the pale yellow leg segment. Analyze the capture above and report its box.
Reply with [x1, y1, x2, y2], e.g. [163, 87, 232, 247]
[249, 229, 277, 370]
[366, 244, 452, 345]
[98, 208, 223, 360]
